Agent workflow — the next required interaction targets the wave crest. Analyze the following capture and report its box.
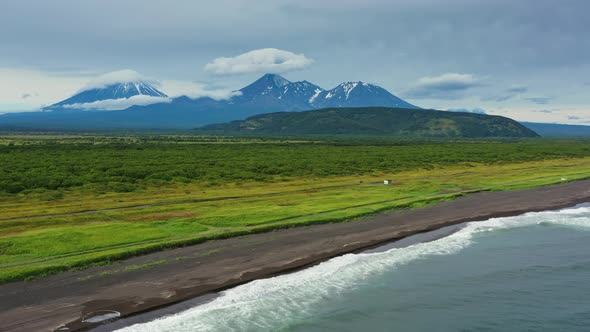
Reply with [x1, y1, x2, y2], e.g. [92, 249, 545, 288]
[117, 205, 590, 332]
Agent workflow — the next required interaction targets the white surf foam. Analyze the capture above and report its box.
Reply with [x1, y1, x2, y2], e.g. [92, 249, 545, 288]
[116, 205, 590, 332]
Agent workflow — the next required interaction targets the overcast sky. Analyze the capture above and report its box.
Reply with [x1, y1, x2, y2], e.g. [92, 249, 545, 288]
[1, 0, 589, 124]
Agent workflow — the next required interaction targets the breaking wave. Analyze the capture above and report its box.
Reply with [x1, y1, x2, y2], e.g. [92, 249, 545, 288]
[117, 205, 590, 332]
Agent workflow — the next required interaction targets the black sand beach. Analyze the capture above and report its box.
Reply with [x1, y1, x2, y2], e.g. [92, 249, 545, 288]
[1, 179, 589, 332]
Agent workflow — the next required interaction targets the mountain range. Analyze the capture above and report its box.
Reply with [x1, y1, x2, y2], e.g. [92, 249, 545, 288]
[229, 74, 418, 110]
[0, 73, 587, 137]
[45, 73, 418, 113]
[0, 73, 421, 130]
[520, 122, 590, 137]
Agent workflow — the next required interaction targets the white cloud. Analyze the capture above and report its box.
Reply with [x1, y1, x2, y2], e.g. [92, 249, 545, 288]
[0, 67, 88, 111]
[204, 48, 314, 75]
[159, 80, 241, 100]
[405, 73, 483, 99]
[525, 96, 554, 105]
[0, 68, 247, 113]
[481, 85, 529, 102]
[77, 70, 241, 101]
[446, 108, 487, 114]
[486, 105, 590, 125]
[80, 69, 158, 91]
[62, 95, 170, 111]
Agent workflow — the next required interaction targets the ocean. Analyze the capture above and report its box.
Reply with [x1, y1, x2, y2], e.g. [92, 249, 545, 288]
[116, 205, 590, 332]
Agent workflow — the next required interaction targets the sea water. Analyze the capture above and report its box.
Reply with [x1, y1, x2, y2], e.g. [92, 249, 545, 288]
[117, 205, 590, 332]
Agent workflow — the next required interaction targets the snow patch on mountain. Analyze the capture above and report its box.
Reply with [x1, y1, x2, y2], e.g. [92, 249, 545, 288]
[309, 88, 323, 103]
[271, 74, 290, 87]
[310, 81, 419, 109]
[341, 82, 359, 99]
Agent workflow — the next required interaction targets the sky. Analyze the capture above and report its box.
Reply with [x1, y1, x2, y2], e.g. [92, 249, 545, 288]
[0, 0, 589, 124]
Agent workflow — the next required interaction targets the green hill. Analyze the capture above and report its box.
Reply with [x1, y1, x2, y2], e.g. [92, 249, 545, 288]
[200, 107, 539, 138]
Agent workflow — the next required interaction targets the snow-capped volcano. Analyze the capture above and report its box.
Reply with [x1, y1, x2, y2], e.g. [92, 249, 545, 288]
[42, 72, 417, 114]
[231, 74, 418, 110]
[236, 73, 291, 100]
[233, 74, 323, 110]
[46, 81, 168, 111]
[230, 73, 419, 111]
[311, 81, 418, 109]
[4, 72, 422, 129]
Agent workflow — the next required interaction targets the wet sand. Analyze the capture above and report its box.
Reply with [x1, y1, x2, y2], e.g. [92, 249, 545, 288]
[0, 179, 589, 332]
[92, 223, 468, 331]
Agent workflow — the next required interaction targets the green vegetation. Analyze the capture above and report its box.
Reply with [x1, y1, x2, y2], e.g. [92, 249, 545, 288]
[2, 136, 588, 194]
[200, 107, 539, 137]
[0, 135, 589, 283]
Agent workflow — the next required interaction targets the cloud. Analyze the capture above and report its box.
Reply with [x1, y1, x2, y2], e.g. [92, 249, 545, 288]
[446, 108, 487, 114]
[0, 67, 249, 113]
[61, 78, 243, 110]
[526, 97, 553, 105]
[159, 80, 241, 100]
[484, 106, 590, 125]
[404, 73, 482, 99]
[80, 69, 157, 91]
[80, 71, 241, 101]
[482, 85, 528, 102]
[62, 95, 170, 111]
[2, 1, 590, 121]
[490, 95, 513, 102]
[204, 48, 314, 75]
[506, 85, 528, 94]
[0, 67, 89, 112]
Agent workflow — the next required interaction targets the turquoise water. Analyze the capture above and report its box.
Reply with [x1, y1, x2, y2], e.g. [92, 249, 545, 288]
[118, 205, 590, 332]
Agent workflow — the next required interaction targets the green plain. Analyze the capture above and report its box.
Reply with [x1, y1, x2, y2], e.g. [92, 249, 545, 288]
[0, 135, 589, 283]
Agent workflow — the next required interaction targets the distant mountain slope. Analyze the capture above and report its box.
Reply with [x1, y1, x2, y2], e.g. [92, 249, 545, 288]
[0, 73, 426, 130]
[227, 74, 418, 111]
[46, 82, 167, 111]
[520, 122, 590, 137]
[313, 82, 418, 109]
[200, 107, 539, 138]
[231, 74, 323, 111]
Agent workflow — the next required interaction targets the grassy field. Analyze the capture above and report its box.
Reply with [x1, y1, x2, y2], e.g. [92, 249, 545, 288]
[1, 135, 589, 283]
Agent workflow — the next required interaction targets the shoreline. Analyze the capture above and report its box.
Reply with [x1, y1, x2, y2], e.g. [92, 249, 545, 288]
[0, 179, 589, 332]
[93, 223, 467, 331]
